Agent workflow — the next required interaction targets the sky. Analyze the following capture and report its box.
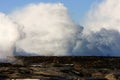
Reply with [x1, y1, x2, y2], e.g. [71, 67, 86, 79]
[0, 0, 100, 23]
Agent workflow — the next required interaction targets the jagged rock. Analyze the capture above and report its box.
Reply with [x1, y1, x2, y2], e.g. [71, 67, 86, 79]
[0, 74, 9, 79]
[86, 78, 108, 80]
[1, 56, 120, 79]
[7, 79, 41, 80]
[105, 73, 116, 80]
[92, 72, 104, 78]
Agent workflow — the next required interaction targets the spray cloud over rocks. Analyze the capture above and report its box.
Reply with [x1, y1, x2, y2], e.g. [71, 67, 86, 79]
[84, 0, 120, 32]
[0, 1, 120, 62]
[0, 13, 20, 62]
[11, 3, 83, 56]
[82, 0, 120, 56]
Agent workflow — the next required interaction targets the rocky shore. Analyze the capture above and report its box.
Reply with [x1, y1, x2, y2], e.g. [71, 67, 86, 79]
[0, 56, 120, 80]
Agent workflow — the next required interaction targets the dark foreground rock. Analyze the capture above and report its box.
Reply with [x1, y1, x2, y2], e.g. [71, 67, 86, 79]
[0, 63, 120, 80]
[0, 56, 120, 80]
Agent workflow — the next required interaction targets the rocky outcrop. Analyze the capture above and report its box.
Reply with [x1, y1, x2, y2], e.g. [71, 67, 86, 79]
[0, 63, 120, 80]
[0, 56, 120, 80]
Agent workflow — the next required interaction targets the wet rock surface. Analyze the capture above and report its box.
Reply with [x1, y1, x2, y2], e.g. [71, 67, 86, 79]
[0, 56, 120, 80]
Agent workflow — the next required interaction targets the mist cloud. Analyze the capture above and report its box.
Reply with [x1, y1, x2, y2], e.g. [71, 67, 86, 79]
[80, 29, 120, 56]
[11, 3, 83, 56]
[1, 1, 120, 62]
[84, 0, 120, 33]
[82, 0, 120, 56]
[0, 13, 20, 62]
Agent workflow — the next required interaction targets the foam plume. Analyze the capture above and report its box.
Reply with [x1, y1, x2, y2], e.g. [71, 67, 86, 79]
[84, 0, 120, 33]
[1, 1, 120, 62]
[82, 0, 120, 56]
[11, 3, 83, 56]
[79, 29, 120, 56]
[0, 13, 20, 62]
